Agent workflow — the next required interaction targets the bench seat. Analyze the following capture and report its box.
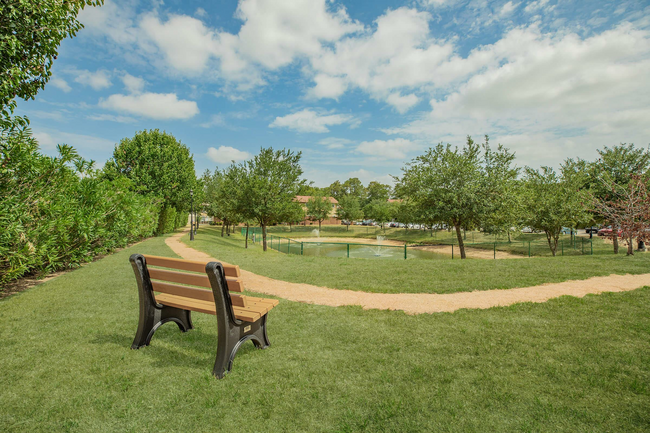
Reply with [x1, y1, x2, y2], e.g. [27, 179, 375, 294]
[155, 293, 278, 322]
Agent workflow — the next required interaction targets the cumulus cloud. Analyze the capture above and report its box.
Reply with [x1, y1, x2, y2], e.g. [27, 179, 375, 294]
[383, 23, 650, 167]
[356, 138, 418, 159]
[122, 73, 145, 93]
[270, 109, 357, 133]
[386, 93, 420, 113]
[74, 69, 112, 90]
[200, 114, 227, 128]
[206, 146, 252, 164]
[50, 78, 72, 92]
[99, 92, 199, 119]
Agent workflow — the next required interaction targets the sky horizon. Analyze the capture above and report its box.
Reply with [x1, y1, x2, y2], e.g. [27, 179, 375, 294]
[15, 0, 650, 187]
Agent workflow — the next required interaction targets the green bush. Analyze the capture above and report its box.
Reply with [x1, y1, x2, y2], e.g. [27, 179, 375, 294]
[156, 206, 177, 235]
[0, 128, 160, 286]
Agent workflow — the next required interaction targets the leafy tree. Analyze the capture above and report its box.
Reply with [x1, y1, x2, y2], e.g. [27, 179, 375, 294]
[103, 129, 196, 233]
[480, 137, 521, 241]
[365, 181, 391, 205]
[306, 193, 332, 231]
[342, 177, 367, 203]
[398, 137, 482, 258]
[0, 0, 103, 128]
[364, 200, 393, 231]
[593, 175, 650, 255]
[522, 166, 590, 256]
[588, 144, 650, 253]
[282, 202, 306, 232]
[243, 147, 305, 251]
[337, 195, 364, 231]
[328, 180, 345, 201]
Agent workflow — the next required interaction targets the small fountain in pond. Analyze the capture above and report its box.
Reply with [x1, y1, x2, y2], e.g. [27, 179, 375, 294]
[371, 235, 386, 256]
[311, 229, 320, 238]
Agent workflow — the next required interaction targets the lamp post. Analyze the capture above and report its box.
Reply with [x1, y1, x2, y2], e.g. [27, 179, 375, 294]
[190, 189, 194, 241]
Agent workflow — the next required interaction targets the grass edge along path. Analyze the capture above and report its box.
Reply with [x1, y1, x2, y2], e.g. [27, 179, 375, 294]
[171, 229, 650, 314]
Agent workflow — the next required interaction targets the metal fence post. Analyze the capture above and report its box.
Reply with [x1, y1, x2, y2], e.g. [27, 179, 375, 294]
[404, 244, 407, 260]
[591, 238, 593, 255]
[347, 243, 350, 258]
[561, 240, 564, 256]
[494, 242, 496, 259]
[301, 242, 304, 255]
[528, 242, 531, 258]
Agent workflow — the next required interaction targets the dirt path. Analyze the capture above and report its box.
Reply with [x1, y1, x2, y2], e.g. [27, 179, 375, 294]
[289, 237, 524, 259]
[166, 230, 650, 314]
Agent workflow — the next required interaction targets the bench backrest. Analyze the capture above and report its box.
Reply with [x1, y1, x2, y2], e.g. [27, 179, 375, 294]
[141, 255, 248, 308]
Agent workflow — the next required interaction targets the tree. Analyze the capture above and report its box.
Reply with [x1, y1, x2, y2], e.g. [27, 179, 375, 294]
[0, 0, 103, 128]
[480, 137, 521, 241]
[593, 175, 650, 255]
[365, 181, 391, 206]
[336, 195, 363, 231]
[103, 130, 196, 233]
[243, 147, 304, 251]
[306, 193, 332, 231]
[364, 200, 393, 231]
[522, 166, 590, 256]
[588, 144, 650, 254]
[328, 180, 345, 201]
[342, 177, 367, 203]
[282, 202, 306, 231]
[398, 137, 483, 258]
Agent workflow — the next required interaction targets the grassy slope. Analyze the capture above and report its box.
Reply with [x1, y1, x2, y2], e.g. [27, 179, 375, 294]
[1, 233, 649, 432]
[187, 227, 650, 294]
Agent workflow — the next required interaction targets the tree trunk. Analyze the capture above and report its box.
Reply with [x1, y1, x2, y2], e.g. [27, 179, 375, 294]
[627, 235, 634, 256]
[508, 231, 511, 243]
[221, 223, 225, 237]
[346, 223, 349, 231]
[245, 223, 249, 249]
[612, 222, 619, 254]
[545, 230, 558, 256]
[262, 224, 267, 251]
[318, 220, 322, 231]
[455, 224, 466, 259]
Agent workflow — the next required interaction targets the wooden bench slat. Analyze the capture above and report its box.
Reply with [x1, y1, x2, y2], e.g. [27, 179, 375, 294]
[149, 268, 244, 292]
[152, 281, 248, 307]
[245, 296, 280, 307]
[144, 254, 241, 277]
[155, 293, 264, 322]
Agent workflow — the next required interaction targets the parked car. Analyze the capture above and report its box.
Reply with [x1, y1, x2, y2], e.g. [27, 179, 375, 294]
[598, 227, 623, 237]
[354, 221, 363, 225]
[585, 227, 600, 234]
[522, 227, 534, 233]
[341, 220, 351, 225]
[398, 223, 406, 228]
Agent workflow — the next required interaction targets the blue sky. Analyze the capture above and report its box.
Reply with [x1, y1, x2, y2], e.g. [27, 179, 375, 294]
[16, 0, 650, 186]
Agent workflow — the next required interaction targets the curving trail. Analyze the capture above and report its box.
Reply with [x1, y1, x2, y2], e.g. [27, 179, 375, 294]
[166, 230, 650, 315]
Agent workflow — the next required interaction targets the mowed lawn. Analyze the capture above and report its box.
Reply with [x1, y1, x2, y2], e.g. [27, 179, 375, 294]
[186, 226, 650, 294]
[1, 233, 649, 432]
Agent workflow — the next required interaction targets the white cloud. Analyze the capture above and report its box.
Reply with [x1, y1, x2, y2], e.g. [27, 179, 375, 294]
[308, 74, 348, 99]
[195, 7, 207, 17]
[524, 0, 550, 14]
[318, 137, 354, 149]
[206, 146, 252, 164]
[500, 1, 518, 16]
[122, 73, 145, 93]
[356, 138, 418, 159]
[386, 93, 420, 113]
[50, 78, 72, 92]
[99, 92, 199, 119]
[270, 109, 357, 133]
[74, 69, 112, 90]
[383, 23, 650, 168]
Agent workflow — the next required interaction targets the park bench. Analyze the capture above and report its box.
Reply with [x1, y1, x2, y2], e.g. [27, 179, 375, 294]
[129, 254, 278, 378]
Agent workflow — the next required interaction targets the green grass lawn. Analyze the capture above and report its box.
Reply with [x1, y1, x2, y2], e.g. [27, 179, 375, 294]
[1, 232, 649, 432]
[187, 226, 650, 294]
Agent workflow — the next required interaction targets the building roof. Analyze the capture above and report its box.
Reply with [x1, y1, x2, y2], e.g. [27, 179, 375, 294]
[294, 195, 338, 204]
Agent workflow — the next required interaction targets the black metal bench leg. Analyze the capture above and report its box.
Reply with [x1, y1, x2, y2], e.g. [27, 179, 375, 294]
[161, 305, 193, 332]
[131, 302, 158, 349]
